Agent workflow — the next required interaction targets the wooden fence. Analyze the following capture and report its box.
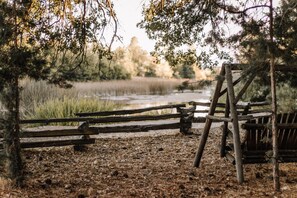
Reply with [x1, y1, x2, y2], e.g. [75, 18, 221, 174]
[0, 101, 270, 150]
[0, 104, 195, 149]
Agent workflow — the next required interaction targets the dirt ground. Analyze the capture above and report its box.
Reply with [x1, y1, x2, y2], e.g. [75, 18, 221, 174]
[1, 128, 297, 197]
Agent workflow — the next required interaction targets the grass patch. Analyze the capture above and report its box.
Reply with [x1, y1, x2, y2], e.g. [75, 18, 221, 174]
[20, 79, 123, 122]
[28, 97, 122, 125]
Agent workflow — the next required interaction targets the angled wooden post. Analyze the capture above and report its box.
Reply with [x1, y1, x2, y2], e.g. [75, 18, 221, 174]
[220, 95, 230, 157]
[225, 64, 244, 183]
[193, 66, 225, 167]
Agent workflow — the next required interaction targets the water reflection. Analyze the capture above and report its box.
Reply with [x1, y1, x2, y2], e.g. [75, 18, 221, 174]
[101, 88, 214, 118]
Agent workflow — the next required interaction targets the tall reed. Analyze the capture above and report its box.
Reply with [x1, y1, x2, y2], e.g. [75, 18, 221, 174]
[29, 97, 122, 125]
[73, 77, 183, 96]
[18, 77, 184, 120]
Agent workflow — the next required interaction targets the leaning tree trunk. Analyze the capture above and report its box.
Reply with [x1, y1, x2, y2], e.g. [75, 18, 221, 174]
[269, 0, 280, 191]
[2, 78, 23, 187]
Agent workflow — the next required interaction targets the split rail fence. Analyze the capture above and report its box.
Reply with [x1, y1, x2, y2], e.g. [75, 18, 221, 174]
[0, 104, 195, 150]
[0, 101, 270, 150]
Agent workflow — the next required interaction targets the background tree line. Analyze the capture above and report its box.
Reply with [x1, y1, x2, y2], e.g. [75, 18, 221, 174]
[60, 36, 208, 81]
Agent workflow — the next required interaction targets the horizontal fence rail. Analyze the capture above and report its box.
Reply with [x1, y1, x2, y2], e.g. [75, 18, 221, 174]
[75, 104, 186, 117]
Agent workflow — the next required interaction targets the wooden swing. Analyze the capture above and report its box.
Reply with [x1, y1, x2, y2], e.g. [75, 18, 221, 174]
[240, 112, 297, 164]
[193, 63, 297, 183]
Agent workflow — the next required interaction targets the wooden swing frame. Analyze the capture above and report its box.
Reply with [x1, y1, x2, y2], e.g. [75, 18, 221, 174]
[193, 63, 297, 183]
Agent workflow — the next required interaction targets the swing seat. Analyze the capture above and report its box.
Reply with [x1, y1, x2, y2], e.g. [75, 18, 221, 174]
[240, 112, 297, 164]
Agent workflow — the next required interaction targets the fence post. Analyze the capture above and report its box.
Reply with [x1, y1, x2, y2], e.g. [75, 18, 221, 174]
[178, 106, 194, 135]
[74, 120, 90, 151]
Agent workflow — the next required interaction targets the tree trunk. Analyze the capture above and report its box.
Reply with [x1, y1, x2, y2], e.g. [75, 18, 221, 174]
[269, 0, 280, 191]
[2, 78, 23, 187]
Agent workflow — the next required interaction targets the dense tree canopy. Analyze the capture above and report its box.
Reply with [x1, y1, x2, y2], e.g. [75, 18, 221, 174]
[138, 0, 297, 68]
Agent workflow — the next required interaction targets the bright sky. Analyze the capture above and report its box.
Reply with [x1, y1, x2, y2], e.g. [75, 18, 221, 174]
[112, 0, 281, 53]
[112, 0, 155, 52]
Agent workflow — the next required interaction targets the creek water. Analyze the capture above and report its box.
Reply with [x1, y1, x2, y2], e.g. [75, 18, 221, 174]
[101, 86, 214, 117]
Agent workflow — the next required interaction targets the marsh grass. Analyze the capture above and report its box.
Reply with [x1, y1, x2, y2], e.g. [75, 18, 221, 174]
[20, 80, 79, 118]
[28, 97, 123, 125]
[20, 79, 123, 120]
[19, 78, 182, 121]
[73, 77, 183, 96]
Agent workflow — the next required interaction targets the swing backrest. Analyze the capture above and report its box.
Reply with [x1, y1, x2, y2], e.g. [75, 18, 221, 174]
[242, 112, 297, 163]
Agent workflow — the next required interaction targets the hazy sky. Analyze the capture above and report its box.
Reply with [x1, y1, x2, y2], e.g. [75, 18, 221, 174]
[113, 0, 155, 52]
[112, 0, 281, 52]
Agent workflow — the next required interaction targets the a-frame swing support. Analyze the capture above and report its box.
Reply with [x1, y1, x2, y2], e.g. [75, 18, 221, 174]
[193, 63, 297, 184]
[193, 63, 259, 183]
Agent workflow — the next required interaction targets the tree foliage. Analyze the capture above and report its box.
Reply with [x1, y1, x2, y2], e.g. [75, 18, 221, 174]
[1, 0, 118, 87]
[0, 0, 118, 186]
[139, 0, 297, 69]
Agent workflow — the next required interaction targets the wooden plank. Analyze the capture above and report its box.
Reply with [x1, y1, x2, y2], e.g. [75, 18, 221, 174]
[225, 64, 244, 183]
[194, 110, 225, 114]
[226, 63, 297, 72]
[20, 113, 181, 125]
[76, 104, 186, 117]
[242, 123, 297, 130]
[206, 115, 253, 122]
[193, 65, 225, 167]
[221, 95, 230, 157]
[20, 129, 98, 138]
[234, 72, 257, 103]
[192, 117, 223, 123]
[249, 101, 270, 107]
[287, 113, 297, 149]
[21, 117, 92, 124]
[206, 115, 232, 122]
[189, 101, 248, 109]
[88, 123, 181, 133]
[89, 113, 181, 123]
[0, 138, 95, 149]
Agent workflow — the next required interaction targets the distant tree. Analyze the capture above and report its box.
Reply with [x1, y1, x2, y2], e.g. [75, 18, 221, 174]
[0, 0, 118, 186]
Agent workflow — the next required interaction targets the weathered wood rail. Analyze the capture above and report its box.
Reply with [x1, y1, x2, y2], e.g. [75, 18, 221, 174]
[0, 103, 195, 150]
[189, 101, 271, 123]
[75, 103, 194, 135]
